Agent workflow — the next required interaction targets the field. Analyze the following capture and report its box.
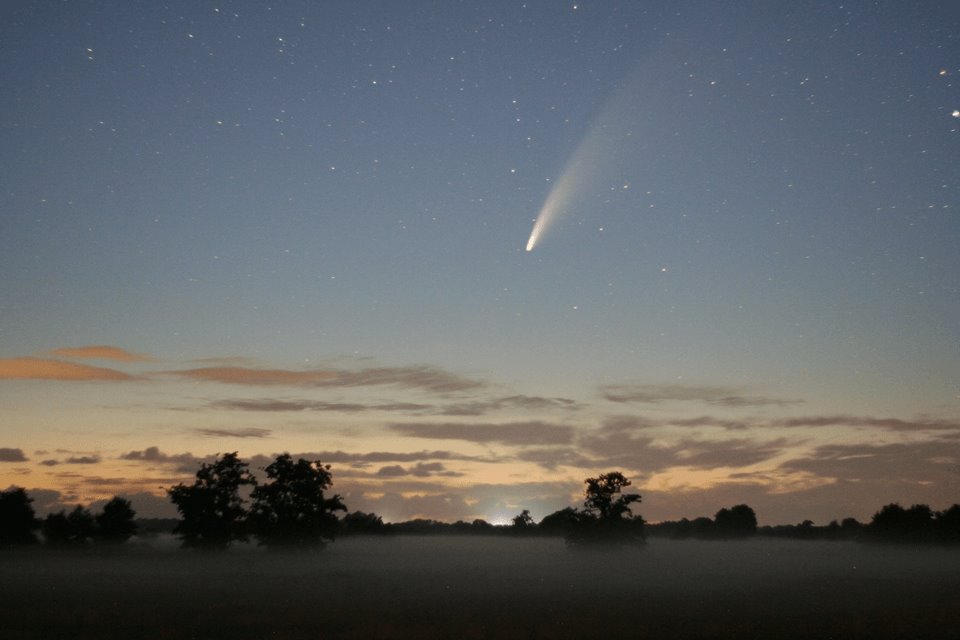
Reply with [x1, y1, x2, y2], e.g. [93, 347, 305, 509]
[2, 536, 959, 639]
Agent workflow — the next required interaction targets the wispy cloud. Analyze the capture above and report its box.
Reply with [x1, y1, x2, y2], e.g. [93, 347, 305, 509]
[389, 421, 575, 446]
[119, 447, 202, 473]
[775, 415, 960, 432]
[300, 450, 484, 465]
[193, 428, 272, 438]
[0, 357, 137, 381]
[668, 438, 789, 469]
[168, 367, 335, 386]
[166, 364, 483, 393]
[46, 345, 153, 362]
[64, 455, 101, 464]
[779, 440, 960, 481]
[211, 399, 432, 413]
[438, 395, 578, 416]
[669, 416, 754, 431]
[190, 356, 259, 366]
[375, 462, 464, 478]
[578, 430, 788, 472]
[299, 450, 475, 463]
[212, 394, 576, 417]
[598, 415, 755, 433]
[514, 447, 596, 470]
[0, 447, 27, 462]
[600, 384, 799, 407]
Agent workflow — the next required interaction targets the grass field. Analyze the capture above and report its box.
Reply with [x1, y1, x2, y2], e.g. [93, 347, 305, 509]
[2, 535, 959, 639]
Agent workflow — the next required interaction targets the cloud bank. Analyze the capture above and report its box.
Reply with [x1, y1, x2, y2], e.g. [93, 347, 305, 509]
[0, 358, 137, 381]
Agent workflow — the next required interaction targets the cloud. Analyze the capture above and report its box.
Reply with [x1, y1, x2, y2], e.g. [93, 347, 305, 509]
[66, 475, 130, 486]
[47, 345, 153, 362]
[374, 465, 406, 477]
[65, 455, 101, 464]
[167, 366, 333, 386]
[779, 440, 960, 482]
[514, 447, 597, 470]
[388, 421, 575, 446]
[119, 447, 203, 473]
[211, 399, 432, 413]
[0, 448, 28, 462]
[668, 438, 789, 469]
[600, 384, 799, 407]
[438, 395, 578, 416]
[599, 415, 756, 432]
[578, 430, 787, 472]
[213, 394, 577, 417]
[0, 357, 137, 381]
[212, 394, 577, 417]
[165, 364, 483, 393]
[598, 415, 658, 432]
[194, 428, 272, 438]
[40, 459, 59, 466]
[300, 450, 483, 465]
[775, 415, 960, 432]
[375, 462, 463, 478]
[190, 356, 259, 366]
[116, 447, 484, 477]
[669, 416, 754, 430]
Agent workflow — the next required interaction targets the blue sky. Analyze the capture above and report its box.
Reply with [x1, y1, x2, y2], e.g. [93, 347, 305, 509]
[2, 1, 959, 524]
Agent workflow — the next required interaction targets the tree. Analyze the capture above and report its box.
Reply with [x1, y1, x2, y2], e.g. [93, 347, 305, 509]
[249, 454, 346, 548]
[583, 472, 643, 521]
[470, 518, 494, 533]
[511, 509, 535, 530]
[96, 496, 137, 542]
[712, 504, 758, 537]
[538, 507, 581, 534]
[868, 503, 935, 542]
[167, 452, 257, 550]
[567, 471, 645, 546]
[0, 487, 39, 545]
[340, 510, 388, 535]
[935, 504, 960, 543]
[43, 505, 96, 545]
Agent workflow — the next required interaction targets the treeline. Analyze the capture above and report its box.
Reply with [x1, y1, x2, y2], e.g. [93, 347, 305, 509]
[0, 488, 136, 546]
[634, 503, 960, 544]
[3, 451, 960, 549]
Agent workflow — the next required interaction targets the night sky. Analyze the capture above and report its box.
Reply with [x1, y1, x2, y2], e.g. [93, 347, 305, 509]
[2, 1, 959, 525]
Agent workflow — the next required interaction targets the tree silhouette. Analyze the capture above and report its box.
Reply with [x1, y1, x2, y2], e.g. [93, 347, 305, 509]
[713, 504, 758, 537]
[249, 454, 346, 548]
[840, 517, 864, 538]
[95, 496, 138, 542]
[43, 505, 96, 545]
[167, 452, 256, 550]
[0, 487, 39, 545]
[936, 504, 960, 542]
[582, 472, 642, 521]
[538, 507, 581, 534]
[868, 503, 935, 542]
[511, 509, 535, 530]
[567, 471, 645, 546]
[340, 510, 388, 534]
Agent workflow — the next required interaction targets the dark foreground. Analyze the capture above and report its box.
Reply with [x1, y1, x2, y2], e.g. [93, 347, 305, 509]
[2, 536, 959, 639]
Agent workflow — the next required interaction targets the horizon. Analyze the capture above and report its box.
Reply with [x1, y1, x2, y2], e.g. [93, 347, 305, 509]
[2, 2, 959, 528]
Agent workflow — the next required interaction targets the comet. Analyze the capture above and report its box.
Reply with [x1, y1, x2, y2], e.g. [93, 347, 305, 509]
[525, 151, 589, 252]
[524, 67, 646, 252]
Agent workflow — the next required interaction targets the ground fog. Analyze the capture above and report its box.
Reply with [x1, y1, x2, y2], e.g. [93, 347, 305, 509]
[2, 536, 958, 639]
